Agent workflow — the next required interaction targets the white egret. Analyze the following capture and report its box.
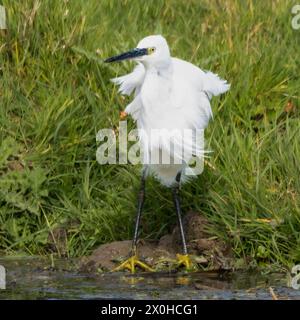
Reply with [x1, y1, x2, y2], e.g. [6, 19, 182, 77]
[105, 35, 230, 272]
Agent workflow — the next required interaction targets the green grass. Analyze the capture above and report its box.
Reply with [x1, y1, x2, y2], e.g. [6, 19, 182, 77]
[0, 0, 299, 268]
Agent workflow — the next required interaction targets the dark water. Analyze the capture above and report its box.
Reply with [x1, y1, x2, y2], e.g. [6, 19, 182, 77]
[0, 257, 299, 300]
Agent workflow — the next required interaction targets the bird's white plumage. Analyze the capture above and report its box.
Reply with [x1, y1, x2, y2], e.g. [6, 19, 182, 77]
[111, 63, 145, 96]
[111, 35, 230, 186]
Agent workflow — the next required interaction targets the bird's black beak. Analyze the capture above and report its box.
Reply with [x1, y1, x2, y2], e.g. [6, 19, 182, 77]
[104, 48, 148, 63]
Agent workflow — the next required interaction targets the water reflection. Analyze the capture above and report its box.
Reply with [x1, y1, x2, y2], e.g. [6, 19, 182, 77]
[0, 257, 298, 300]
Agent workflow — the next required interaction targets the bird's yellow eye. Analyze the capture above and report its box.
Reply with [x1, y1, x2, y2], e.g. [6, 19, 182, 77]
[148, 47, 156, 55]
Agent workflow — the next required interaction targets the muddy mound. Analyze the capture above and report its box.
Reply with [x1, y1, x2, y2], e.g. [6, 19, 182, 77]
[80, 211, 232, 272]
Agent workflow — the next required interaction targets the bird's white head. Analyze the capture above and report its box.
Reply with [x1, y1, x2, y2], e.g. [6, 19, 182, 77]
[136, 35, 170, 68]
[105, 35, 171, 69]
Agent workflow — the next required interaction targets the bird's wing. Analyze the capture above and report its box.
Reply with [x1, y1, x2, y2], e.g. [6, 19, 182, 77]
[124, 95, 142, 121]
[111, 62, 145, 96]
[172, 57, 230, 98]
[111, 63, 145, 121]
[170, 57, 230, 127]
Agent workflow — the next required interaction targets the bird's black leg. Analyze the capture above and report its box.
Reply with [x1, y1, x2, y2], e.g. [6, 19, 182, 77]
[132, 169, 146, 254]
[172, 171, 192, 269]
[112, 168, 153, 273]
[172, 171, 187, 255]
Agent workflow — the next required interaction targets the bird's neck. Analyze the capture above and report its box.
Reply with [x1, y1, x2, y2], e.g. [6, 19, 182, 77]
[140, 59, 173, 110]
[143, 59, 173, 78]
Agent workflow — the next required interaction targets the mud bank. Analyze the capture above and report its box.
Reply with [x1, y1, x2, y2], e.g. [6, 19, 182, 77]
[81, 212, 233, 272]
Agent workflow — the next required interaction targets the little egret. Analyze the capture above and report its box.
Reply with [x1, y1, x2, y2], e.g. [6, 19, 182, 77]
[105, 35, 230, 272]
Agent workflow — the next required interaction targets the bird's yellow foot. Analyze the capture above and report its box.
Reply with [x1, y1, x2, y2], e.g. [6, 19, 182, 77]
[112, 255, 154, 273]
[176, 253, 193, 271]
